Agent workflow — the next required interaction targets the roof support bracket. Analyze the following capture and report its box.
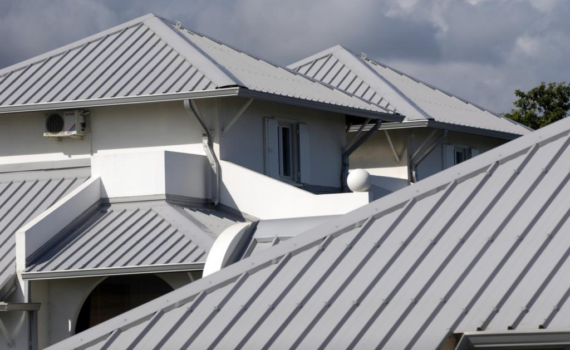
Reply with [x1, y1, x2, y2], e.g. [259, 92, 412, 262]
[409, 130, 448, 183]
[184, 99, 220, 206]
[384, 130, 401, 163]
[222, 98, 253, 136]
[345, 118, 371, 152]
[342, 119, 382, 191]
[0, 317, 13, 347]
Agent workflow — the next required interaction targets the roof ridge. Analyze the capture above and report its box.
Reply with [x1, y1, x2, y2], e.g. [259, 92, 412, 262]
[363, 57, 532, 132]
[337, 47, 432, 121]
[142, 17, 239, 88]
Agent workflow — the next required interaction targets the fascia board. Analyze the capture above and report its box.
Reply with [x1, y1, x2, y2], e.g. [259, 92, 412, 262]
[22, 263, 205, 280]
[238, 89, 404, 122]
[0, 88, 240, 114]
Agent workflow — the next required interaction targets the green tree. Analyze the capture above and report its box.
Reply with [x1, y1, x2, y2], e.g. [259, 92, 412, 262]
[503, 82, 570, 130]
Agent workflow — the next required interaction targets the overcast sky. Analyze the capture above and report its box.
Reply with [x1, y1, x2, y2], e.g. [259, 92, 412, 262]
[1, 0, 568, 113]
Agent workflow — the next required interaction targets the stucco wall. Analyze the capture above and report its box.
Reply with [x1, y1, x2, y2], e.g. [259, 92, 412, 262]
[218, 98, 346, 189]
[350, 127, 508, 192]
[349, 129, 409, 192]
[0, 98, 346, 189]
[31, 273, 192, 349]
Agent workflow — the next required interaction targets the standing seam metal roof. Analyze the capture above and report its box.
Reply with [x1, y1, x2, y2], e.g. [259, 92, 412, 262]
[25, 201, 244, 279]
[0, 15, 397, 120]
[0, 166, 90, 299]
[289, 45, 530, 137]
[50, 115, 570, 350]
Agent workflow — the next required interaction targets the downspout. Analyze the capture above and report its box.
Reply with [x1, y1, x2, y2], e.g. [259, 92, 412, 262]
[342, 119, 382, 191]
[184, 99, 220, 206]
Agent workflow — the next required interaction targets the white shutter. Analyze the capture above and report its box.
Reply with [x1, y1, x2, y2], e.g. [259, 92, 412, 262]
[471, 148, 480, 158]
[264, 118, 279, 178]
[443, 144, 455, 169]
[298, 123, 311, 184]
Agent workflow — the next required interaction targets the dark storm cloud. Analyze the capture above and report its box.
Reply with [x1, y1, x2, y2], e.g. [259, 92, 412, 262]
[0, 0, 568, 113]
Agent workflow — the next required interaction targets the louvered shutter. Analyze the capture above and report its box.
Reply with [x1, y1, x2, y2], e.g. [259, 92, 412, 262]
[471, 148, 480, 158]
[298, 123, 311, 184]
[443, 144, 455, 169]
[264, 118, 279, 178]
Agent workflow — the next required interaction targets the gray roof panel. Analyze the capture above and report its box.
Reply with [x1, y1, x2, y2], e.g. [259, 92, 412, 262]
[0, 15, 399, 122]
[25, 201, 244, 279]
[289, 45, 531, 137]
[0, 166, 90, 298]
[50, 116, 570, 349]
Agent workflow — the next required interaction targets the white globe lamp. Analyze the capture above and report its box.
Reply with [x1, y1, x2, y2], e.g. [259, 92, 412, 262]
[347, 169, 372, 192]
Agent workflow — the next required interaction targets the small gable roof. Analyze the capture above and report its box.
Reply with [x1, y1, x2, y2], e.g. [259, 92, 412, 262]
[0, 15, 401, 122]
[289, 45, 530, 138]
[24, 200, 244, 280]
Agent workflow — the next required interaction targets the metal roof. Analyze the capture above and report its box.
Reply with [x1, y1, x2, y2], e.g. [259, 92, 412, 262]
[49, 115, 570, 350]
[0, 15, 401, 122]
[0, 165, 90, 299]
[289, 45, 530, 138]
[24, 201, 244, 280]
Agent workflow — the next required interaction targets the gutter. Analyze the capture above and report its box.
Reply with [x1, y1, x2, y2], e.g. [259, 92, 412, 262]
[349, 120, 523, 141]
[184, 99, 220, 206]
[0, 87, 402, 122]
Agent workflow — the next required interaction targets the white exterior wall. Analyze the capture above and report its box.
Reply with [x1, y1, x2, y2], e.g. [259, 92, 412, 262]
[219, 98, 346, 189]
[414, 129, 506, 180]
[0, 98, 346, 189]
[349, 129, 410, 192]
[31, 273, 191, 349]
[350, 127, 508, 193]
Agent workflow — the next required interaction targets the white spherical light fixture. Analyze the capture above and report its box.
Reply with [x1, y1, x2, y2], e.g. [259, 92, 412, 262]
[347, 169, 372, 192]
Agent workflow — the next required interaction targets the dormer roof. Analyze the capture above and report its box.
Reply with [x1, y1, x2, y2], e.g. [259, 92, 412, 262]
[289, 45, 530, 138]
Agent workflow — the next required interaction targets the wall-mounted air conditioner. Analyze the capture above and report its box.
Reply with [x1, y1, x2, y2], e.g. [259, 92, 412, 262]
[44, 110, 87, 139]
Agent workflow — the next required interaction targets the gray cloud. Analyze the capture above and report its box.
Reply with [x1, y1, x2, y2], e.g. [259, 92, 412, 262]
[0, 0, 568, 114]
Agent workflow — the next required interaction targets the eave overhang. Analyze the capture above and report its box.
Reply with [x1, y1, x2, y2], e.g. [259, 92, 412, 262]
[22, 262, 205, 281]
[0, 87, 403, 122]
[350, 120, 523, 140]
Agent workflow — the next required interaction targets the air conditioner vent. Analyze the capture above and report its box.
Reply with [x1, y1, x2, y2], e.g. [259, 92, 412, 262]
[43, 110, 87, 139]
[46, 114, 65, 133]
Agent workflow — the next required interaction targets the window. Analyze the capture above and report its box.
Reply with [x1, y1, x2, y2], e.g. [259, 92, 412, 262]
[444, 144, 480, 169]
[265, 118, 310, 183]
[278, 123, 295, 179]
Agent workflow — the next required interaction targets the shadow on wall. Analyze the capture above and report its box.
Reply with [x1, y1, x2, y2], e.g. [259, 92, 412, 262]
[0, 101, 208, 160]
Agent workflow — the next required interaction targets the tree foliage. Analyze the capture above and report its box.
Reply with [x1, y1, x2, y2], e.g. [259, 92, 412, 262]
[503, 82, 570, 130]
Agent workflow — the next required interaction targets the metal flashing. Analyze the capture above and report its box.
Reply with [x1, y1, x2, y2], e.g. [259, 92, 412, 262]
[22, 263, 204, 280]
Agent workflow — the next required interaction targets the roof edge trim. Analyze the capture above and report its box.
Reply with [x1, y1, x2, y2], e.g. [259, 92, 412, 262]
[0, 87, 240, 114]
[22, 262, 205, 280]
[0, 158, 90, 174]
[238, 89, 404, 122]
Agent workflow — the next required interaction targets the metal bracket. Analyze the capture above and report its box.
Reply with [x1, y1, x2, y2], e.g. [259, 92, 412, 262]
[222, 99, 253, 136]
[0, 317, 13, 347]
[409, 130, 448, 183]
[384, 130, 401, 163]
